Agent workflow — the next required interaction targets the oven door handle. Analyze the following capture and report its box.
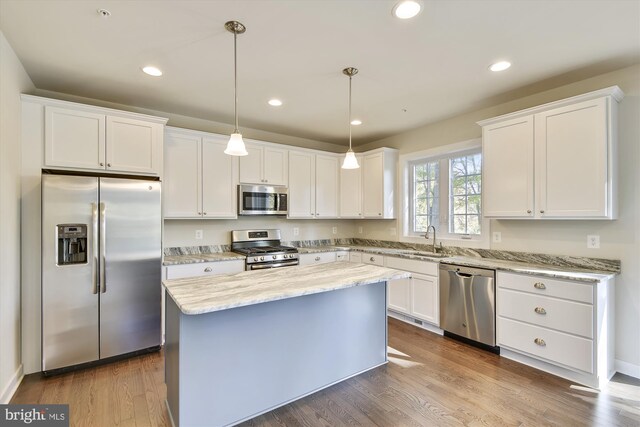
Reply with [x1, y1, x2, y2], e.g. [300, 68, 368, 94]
[250, 260, 299, 270]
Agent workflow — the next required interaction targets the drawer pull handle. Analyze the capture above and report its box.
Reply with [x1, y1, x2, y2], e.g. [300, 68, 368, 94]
[370, 257, 375, 262]
[534, 282, 546, 290]
[315, 257, 321, 261]
[534, 338, 546, 346]
[534, 307, 547, 315]
[204, 267, 212, 272]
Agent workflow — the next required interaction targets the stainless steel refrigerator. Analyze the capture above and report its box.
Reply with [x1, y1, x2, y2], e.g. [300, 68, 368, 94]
[42, 174, 161, 373]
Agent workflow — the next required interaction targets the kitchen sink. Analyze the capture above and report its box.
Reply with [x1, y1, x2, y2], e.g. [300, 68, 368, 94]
[392, 249, 449, 258]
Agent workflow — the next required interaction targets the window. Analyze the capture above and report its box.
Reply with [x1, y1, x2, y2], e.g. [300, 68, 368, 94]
[409, 149, 482, 238]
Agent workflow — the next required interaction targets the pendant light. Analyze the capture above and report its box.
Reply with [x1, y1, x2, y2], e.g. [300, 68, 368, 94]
[224, 20, 248, 156]
[342, 67, 360, 169]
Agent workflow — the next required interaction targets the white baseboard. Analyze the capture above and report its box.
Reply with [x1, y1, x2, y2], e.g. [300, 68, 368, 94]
[0, 364, 24, 404]
[615, 359, 640, 379]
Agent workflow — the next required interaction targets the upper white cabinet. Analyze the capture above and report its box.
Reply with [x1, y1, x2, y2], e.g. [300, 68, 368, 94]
[339, 154, 363, 218]
[362, 148, 398, 219]
[164, 127, 238, 219]
[479, 86, 623, 219]
[288, 150, 339, 219]
[41, 99, 165, 176]
[239, 141, 288, 186]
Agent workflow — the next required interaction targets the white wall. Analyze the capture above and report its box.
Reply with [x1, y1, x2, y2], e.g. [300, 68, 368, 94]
[0, 31, 34, 403]
[360, 64, 640, 376]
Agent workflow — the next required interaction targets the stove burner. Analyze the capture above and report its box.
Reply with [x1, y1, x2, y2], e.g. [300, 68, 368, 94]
[231, 229, 299, 270]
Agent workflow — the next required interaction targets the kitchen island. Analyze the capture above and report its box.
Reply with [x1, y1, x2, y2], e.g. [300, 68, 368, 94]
[163, 262, 410, 427]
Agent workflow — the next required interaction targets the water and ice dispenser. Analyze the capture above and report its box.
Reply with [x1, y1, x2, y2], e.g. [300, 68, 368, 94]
[57, 224, 88, 265]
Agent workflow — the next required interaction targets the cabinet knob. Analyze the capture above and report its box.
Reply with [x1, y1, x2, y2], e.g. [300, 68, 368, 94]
[316, 213, 319, 216]
[315, 257, 320, 261]
[533, 282, 546, 290]
[527, 210, 532, 214]
[378, 213, 382, 216]
[107, 163, 111, 167]
[99, 162, 104, 167]
[534, 338, 546, 347]
[264, 179, 268, 183]
[197, 212, 202, 215]
[203, 212, 207, 215]
[534, 307, 547, 315]
[204, 267, 212, 272]
[370, 257, 375, 262]
[540, 210, 545, 214]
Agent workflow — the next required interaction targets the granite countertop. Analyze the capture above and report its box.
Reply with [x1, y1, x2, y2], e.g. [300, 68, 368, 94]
[163, 262, 411, 315]
[297, 246, 352, 254]
[163, 252, 244, 266]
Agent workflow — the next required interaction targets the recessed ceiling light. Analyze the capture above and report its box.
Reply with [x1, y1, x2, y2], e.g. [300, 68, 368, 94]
[489, 61, 511, 72]
[351, 119, 362, 125]
[393, 1, 422, 19]
[268, 99, 283, 107]
[142, 66, 163, 77]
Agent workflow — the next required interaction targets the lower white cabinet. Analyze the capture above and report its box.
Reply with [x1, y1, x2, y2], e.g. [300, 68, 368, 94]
[496, 271, 614, 389]
[362, 253, 384, 266]
[165, 260, 245, 280]
[299, 252, 337, 266]
[385, 256, 439, 326]
[336, 251, 349, 262]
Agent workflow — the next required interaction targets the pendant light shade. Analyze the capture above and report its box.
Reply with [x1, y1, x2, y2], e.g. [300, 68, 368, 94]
[342, 67, 360, 169]
[224, 21, 248, 156]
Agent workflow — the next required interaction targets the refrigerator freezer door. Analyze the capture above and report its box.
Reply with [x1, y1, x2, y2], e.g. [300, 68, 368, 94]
[42, 175, 99, 371]
[99, 178, 162, 358]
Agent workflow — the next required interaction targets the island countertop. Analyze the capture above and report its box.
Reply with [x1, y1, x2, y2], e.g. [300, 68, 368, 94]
[163, 261, 411, 315]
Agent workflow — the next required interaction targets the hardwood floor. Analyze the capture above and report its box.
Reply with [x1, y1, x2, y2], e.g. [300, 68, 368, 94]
[11, 318, 639, 426]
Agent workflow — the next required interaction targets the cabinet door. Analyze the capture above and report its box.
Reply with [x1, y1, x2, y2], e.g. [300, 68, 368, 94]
[202, 136, 238, 218]
[482, 116, 534, 217]
[535, 98, 609, 218]
[388, 278, 411, 314]
[163, 133, 201, 218]
[339, 154, 363, 218]
[411, 274, 439, 325]
[263, 146, 288, 186]
[239, 143, 264, 184]
[288, 151, 315, 218]
[363, 153, 384, 218]
[315, 154, 339, 218]
[44, 106, 106, 170]
[106, 116, 161, 175]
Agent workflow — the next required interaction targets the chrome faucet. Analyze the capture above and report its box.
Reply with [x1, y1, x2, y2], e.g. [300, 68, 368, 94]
[425, 225, 437, 253]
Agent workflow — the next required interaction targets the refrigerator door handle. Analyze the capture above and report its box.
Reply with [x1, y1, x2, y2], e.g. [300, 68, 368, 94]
[92, 203, 99, 294]
[99, 202, 107, 293]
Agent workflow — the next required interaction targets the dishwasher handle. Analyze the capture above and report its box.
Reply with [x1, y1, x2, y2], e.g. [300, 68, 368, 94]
[455, 271, 473, 278]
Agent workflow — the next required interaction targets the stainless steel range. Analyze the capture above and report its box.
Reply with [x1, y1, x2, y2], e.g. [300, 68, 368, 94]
[231, 229, 299, 270]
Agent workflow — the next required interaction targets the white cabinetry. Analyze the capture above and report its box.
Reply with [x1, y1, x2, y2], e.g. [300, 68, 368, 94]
[339, 154, 363, 218]
[299, 252, 337, 266]
[479, 86, 623, 219]
[385, 257, 439, 326]
[164, 127, 238, 219]
[239, 142, 288, 186]
[288, 150, 339, 219]
[496, 272, 614, 389]
[165, 260, 245, 280]
[362, 148, 398, 219]
[42, 101, 165, 175]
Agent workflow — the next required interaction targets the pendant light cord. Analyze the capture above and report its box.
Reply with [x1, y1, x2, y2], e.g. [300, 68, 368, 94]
[234, 30, 239, 133]
[348, 74, 352, 151]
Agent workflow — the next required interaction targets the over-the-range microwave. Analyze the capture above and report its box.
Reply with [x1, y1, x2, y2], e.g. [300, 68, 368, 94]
[238, 184, 288, 215]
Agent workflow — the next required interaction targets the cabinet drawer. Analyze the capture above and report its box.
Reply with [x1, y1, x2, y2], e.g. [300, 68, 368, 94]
[299, 252, 337, 266]
[336, 252, 349, 262]
[349, 252, 362, 263]
[385, 256, 438, 276]
[497, 272, 593, 304]
[498, 289, 593, 338]
[166, 260, 244, 280]
[362, 253, 384, 266]
[498, 317, 593, 373]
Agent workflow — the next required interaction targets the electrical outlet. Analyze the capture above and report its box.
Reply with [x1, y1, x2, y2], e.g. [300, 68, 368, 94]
[195, 230, 203, 240]
[587, 235, 600, 249]
[492, 232, 502, 243]
[358, 226, 363, 234]
[332, 226, 338, 235]
[293, 227, 299, 236]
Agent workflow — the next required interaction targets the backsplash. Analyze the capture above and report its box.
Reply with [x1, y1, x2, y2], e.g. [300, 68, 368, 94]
[164, 237, 621, 273]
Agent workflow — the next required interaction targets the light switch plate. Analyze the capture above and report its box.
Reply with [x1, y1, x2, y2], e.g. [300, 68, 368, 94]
[587, 235, 600, 249]
[492, 232, 502, 243]
[195, 230, 203, 240]
[332, 226, 338, 235]
[293, 227, 299, 236]
[358, 226, 363, 234]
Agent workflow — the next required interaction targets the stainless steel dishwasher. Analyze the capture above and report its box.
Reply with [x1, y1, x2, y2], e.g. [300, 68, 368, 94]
[439, 264, 497, 350]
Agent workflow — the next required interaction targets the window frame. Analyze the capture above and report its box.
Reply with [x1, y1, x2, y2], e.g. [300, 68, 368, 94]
[399, 138, 490, 248]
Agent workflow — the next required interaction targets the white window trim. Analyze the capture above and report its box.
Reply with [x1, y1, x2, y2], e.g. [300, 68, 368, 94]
[398, 138, 490, 249]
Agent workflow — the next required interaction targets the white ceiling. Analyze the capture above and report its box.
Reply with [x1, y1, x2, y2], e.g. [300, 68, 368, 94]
[1, 0, 639, 146]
